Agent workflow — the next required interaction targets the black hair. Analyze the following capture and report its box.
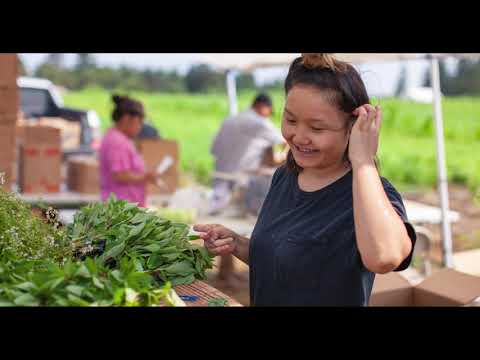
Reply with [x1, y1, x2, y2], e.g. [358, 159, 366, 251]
[252, 93, 273, 108]
[111, 94, 145, 122]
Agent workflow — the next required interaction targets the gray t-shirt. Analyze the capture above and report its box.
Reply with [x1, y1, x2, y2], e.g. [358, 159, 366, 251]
[211, 109, 284, 173]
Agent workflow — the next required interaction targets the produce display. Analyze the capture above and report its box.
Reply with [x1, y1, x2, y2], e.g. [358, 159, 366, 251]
[0, 190, 213, 307]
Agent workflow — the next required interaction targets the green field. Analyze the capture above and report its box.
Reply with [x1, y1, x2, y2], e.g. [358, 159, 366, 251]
[64, 87, 480, 193]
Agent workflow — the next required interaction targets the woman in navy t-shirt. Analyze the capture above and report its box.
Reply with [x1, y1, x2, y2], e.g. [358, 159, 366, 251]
[194, 54, 416, 306]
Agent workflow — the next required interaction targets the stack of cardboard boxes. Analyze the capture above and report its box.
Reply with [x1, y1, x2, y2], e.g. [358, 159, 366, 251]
[0, 54, 19, 192]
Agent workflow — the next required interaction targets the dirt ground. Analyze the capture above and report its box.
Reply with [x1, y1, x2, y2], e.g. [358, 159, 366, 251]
[203, 185, 480, 306]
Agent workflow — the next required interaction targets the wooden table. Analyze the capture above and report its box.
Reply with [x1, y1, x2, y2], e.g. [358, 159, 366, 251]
[174, 280, 243, 307]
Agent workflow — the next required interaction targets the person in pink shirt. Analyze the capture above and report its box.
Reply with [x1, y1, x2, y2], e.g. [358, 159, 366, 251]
[99, 95, 157, 207]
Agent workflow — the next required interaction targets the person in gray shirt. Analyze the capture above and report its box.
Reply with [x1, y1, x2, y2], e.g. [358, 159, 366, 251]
[209, 93, 285, 287]
[209, 93, 285, 215]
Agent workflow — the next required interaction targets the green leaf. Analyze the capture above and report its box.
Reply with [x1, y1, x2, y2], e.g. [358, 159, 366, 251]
[158, 246, 179, 254]
[146, 254, 164, 270]
[129, 222, 146, 238]
[0, 300, 15, 307]
[142, 244, 162, 253]
[133, 258, 144, 272]
[170, 274, 195, 286]
[164, 260, 195, 276]
[188, 235, 200, 241]
[110, 270, 123, 283]
[124, 203, 138, 212]
[103, 241, 126, 260]
[207, 298, 228, 307]
[162, 253, 180, 262]
[66, 285, 84, 297]
[75, 264, 91, 278]
[47, 277, 64, 291]
[130, 213, 148, 224]
[92, 277, 105, 289]
[67, 294, 90, 306]
[113, 288, 125, 305]
[14, 294, 40, 306]
[15, 282, 36, 291]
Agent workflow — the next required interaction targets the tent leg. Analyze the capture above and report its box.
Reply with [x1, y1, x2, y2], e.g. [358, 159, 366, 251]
[430, 56, 454, 268]
[226, 70, 238, 116]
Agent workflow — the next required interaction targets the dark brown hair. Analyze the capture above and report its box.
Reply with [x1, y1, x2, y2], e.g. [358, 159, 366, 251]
[284, 53, 373, 173]
[111, 94, 145, 122]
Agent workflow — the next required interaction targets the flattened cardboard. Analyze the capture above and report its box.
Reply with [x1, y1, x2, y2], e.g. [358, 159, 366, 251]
[137, 139, 179, 195]
[414, 268, 480, 306]
[370, 268, 480, 306]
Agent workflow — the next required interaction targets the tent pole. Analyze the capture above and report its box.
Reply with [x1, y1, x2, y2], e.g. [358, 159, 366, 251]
[226, 69, 238, 116]
[430, 55, 454, 268]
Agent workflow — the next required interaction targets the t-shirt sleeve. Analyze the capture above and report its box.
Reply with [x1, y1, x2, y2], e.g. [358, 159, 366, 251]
[259, 120, 284, 145]
[108, 141, 132, 173]
[381, 178, 417, 272]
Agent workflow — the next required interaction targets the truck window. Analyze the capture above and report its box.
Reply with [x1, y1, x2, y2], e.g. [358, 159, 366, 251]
[20, 88, 57, 117]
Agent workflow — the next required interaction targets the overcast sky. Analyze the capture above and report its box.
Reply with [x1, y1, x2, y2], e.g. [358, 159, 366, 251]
[19, 53, 436, 97]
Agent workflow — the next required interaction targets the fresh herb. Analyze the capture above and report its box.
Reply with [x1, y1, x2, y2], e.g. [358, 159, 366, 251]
[67, 194, 214, 286]
[0, 190, 72, 263]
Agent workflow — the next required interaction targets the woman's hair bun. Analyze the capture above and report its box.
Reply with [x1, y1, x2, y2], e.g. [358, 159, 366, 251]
[112, 94, 124, 105]
[301, 53, 347, 72]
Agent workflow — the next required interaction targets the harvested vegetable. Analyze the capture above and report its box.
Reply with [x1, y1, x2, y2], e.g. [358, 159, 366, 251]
[67, 194, 214, 286]
[0, 253, 178, 307]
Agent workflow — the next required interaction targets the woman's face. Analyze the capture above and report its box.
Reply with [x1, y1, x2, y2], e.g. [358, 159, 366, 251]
[281, 85, 351, 170]
[121, 114, 144, 138]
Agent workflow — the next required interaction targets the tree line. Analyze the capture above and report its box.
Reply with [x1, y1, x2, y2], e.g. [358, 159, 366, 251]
[17, 53, 277, 94]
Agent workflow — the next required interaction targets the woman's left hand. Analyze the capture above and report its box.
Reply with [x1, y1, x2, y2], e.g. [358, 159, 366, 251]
[348, 104, 382, 168]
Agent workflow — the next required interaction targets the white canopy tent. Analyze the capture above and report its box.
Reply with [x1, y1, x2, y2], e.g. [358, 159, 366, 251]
[195, 52, 480, 268]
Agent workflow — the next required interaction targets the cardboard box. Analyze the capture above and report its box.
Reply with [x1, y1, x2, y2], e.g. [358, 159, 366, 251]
[36, 117, 81, 150]
[67, 156, 100, 194]
[19, 126, 61, 193]
[0, 114, 17, 125]
[0, 53, 18, 85]
[137, 139, 179, 195]
[369, 268, 480, 306]
[0, 85, 19, 115]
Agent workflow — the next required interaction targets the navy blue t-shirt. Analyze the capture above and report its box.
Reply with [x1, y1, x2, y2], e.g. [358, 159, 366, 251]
[249, 165, 416, 306]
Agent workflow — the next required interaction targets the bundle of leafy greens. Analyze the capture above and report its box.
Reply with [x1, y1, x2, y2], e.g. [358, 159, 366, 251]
[0, 190, 207, 306]
[0, 253, 182, 306]
[67, 194, 214, 286]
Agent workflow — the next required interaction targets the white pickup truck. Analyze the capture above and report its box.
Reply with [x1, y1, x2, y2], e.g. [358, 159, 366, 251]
[18, 76, 102, 157]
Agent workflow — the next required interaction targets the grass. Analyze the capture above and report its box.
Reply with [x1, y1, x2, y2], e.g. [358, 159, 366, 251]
[63, 87, 480, 192]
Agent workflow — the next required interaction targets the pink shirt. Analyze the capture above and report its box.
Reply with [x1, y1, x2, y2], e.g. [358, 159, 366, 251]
[99, 128, 146, 207]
